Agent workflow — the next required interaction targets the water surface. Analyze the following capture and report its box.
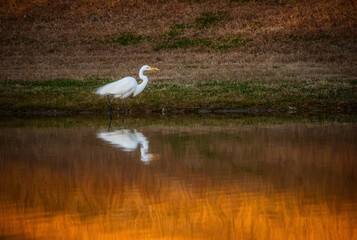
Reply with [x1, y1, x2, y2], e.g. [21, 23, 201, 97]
[0, 114, 356, 239]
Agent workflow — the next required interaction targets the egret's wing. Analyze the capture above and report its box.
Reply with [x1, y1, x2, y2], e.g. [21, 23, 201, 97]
[96, 77, 137, 98]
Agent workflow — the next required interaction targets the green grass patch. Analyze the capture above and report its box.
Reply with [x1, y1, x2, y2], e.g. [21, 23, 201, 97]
[100, 31, 146, 45]
[167, 23, 188, 38]
[195, 11, 227, 29]
[0, 78, 356, 113]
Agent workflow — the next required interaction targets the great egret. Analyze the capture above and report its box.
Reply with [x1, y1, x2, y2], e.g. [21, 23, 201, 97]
[97, 129, 155, 164]
[96, 65, 159, 111]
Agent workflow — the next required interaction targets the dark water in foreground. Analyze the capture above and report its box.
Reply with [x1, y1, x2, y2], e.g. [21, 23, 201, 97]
[0, 114, 356, 240]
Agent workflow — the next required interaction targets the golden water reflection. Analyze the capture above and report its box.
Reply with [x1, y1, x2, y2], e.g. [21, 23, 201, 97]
[0, 116, 356, 239]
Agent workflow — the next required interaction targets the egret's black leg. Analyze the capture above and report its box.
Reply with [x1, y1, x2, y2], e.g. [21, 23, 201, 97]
[108, 108, 112, 121]
[107, 95, 112, 112]
[121, 99, 126, 112]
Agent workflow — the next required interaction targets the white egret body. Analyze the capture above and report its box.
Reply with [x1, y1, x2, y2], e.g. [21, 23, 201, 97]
[96, 65, 159, 110]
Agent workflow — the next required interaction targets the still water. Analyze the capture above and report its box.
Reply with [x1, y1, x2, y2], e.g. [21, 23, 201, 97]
[0, 114, 356, 239]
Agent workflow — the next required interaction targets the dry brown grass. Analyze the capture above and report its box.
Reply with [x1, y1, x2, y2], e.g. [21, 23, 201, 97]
[0, 0, 356, 81]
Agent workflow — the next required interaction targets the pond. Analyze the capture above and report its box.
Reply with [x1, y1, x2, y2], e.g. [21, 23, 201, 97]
[0, 114, 356, 239]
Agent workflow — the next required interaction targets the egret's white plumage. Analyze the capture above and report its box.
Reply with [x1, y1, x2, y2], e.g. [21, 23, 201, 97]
[96, 65, 159, 110]
[96, 77, 137, 98]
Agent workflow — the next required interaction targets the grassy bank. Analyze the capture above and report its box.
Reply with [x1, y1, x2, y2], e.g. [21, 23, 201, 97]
[1, 0, 356, 113]
[0, 78, 356, 113]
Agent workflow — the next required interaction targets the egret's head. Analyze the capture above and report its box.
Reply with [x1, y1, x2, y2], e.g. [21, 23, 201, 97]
[142, 65, 159, 71]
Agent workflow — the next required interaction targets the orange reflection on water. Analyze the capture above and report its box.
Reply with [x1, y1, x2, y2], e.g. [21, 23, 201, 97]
[0, 120, 356, 239]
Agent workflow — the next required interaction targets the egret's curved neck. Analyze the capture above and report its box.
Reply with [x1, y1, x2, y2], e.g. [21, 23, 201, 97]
[133, 68, 149, 96]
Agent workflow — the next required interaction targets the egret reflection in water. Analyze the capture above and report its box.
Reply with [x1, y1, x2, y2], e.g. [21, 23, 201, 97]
[97, 128, 154, 164]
